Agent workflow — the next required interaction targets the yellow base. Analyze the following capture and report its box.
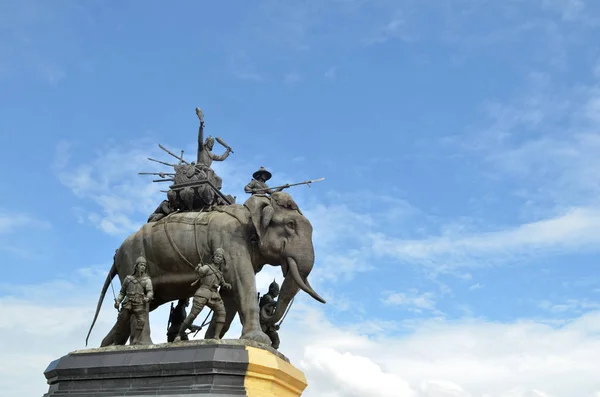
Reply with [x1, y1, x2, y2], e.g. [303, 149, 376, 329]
[244, 346, 308, 397]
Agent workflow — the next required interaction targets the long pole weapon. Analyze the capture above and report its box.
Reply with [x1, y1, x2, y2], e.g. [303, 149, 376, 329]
[276, 297, 294, 327]
[158, 144, 189, 164]
[253, 178, 325, 193]
[190, 311, 213, 338]
[167, 302, 174, 333]
[147, 157, 176, 167]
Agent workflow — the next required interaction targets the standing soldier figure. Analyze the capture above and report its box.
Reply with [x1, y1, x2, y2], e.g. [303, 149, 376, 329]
[244, 167, 289, 196]
[174, 248, 232, 342]
[112, 256, 154, 345]
[259, 280, 281, 349]
[166, 298, 201, 342]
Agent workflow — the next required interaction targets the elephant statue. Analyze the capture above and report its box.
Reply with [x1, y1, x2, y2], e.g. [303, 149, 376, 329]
[86, 191, 325, 347]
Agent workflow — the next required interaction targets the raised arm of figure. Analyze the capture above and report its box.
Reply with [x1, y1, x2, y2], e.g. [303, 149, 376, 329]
[209, 148, 231, 162]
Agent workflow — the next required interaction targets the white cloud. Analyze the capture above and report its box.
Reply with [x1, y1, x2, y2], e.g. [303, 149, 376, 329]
[54, 140, 169, 236]
[383, 289, 437, 312]
[297, 307, 600, 397]
[420, 380, 470, 397]
[6, 273, 600, 397]
[0, 212, 50, 233]
[539, 298, 600, 313]
[302, 346, 417, 397]
[377, 62, 600, 270]
[53, 139, 255, 237]
[371, 206, 600, 269]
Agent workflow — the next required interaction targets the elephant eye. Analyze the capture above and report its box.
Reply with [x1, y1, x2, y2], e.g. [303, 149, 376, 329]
[286, 221, 295, 230]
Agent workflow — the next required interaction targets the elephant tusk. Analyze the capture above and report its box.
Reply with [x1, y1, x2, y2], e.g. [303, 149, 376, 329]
[287, 257, 326, 304]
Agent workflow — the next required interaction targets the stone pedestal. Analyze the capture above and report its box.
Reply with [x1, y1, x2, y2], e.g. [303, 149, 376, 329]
[42, 339, 307, 397]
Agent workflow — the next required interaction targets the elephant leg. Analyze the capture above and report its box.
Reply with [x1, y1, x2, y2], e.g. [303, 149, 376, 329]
[233, 263, 270, 345]
[204, 289, 237, 339]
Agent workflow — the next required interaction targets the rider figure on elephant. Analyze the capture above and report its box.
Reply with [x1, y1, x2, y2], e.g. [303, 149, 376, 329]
[245, 167, 289, 196]
[148, 200, 174, 223]
[196, 108, 231, 191]
[174, 248, 232, 342]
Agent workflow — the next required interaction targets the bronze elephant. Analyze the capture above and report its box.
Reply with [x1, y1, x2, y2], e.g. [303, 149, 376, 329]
[86, 192, 325, 346]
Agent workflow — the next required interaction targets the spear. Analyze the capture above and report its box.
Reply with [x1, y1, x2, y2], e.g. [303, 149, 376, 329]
[139, 172, 175, 177]
[253, 178, 325, 193]
[148, 157, 176, 167]
[159, 144, 189, 164]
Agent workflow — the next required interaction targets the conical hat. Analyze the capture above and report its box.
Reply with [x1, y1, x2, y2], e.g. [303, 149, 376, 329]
[252, 166, 272, 181]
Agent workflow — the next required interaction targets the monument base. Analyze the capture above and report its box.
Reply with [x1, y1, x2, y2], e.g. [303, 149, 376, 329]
[43, 339, 307, 397]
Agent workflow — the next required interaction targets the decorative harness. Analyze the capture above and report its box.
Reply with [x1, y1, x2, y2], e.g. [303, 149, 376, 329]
[160, 197, 295, 327]
[161, 206, 259, 270]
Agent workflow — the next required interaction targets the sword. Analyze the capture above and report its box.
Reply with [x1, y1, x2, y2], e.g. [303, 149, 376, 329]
[109, 278, 119, 310]
[215, 137, 234, 153]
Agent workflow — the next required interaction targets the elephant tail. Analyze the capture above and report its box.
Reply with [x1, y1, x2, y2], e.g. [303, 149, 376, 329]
[85, 260, 118, 346]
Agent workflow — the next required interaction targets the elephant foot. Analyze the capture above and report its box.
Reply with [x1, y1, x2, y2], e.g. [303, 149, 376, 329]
[240, 329, 271, 346]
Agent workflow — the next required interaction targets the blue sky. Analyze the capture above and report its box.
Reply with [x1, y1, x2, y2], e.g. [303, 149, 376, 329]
[2, 1, 600, 396]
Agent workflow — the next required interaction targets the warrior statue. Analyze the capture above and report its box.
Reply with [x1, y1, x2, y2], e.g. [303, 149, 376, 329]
[244, 167, 289, 196]
[166, 298, 201, 342]
[167, 108, 234, 211]
[259, 280, 281, 349]
[148, 200, 174, 222]
[195, 107, 232, 190]
[109, 256, 154, 346]
[174, 248, 232, 342]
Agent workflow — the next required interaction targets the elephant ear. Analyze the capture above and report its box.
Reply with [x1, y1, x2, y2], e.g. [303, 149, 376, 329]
[245, 195, 274, 241]
[261, 205, 274, 231]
